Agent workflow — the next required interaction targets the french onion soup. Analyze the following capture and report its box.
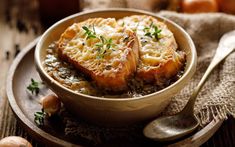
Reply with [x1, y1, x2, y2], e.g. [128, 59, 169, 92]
[43, 15, 186, 98]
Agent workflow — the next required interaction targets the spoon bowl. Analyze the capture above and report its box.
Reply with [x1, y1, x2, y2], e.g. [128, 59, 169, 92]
[144, 114, 199, 141]
[144, 30, 235, 141]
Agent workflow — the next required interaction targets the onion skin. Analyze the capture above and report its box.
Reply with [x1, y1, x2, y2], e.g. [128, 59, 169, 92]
[217, 0, 235, 14]
[0, 136, 32, 147]
[40, 94, 61, 116]
[182, 0, 218, 13]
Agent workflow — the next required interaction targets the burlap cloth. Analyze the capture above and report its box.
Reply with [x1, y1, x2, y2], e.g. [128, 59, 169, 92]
[58, 2, 235, 146]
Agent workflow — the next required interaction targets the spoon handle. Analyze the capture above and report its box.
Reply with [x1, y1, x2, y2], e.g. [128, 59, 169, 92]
[182, 45, 235, 115]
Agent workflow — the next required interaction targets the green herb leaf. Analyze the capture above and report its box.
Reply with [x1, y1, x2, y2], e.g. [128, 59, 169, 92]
[82, 26, 89, 32]
[143, 27, 150, 32]
[95, 36, 115, 59]
[106, 38, 113, 49]
[95, 43, 103, 48]
[100, 35, 106, 44]
[144, 32, 152, 38]
[121, 22, 125, 27]
[82, 26, 97, 40]
[107, 38, 113, 43]
[87, 34, 96, 39]
[34, 110, 46, 126]
[152, 25, 162, 40]
[143, 22, 162, 40]
[27, 78, 40, 95]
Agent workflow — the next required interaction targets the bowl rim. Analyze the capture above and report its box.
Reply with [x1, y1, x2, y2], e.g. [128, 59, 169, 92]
[35, 8, 197, 101]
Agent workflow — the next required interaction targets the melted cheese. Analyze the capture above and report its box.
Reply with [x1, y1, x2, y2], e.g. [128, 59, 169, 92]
[59, 18, 136, 76]
[118, 15, 177, 66]
[57, 18, 139, 91]
[118, 15, 185, 82]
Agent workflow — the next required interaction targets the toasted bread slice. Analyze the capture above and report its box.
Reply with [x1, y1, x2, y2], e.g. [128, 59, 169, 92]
[118, 15, 185, 84]
[57, 18, 139, 91]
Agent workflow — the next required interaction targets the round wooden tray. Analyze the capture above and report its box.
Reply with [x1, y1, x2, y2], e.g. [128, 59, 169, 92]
[6, 38, 223, 146]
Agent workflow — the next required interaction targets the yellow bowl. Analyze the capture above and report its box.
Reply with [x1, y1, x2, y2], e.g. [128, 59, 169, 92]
[35, 8, 197, 126]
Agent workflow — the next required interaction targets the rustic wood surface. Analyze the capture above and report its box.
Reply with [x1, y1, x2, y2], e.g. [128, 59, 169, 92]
[0, 0, 234, 146]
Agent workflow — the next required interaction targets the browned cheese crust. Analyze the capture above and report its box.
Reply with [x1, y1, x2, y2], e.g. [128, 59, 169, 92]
[57, 18, 139, 91]
[118, 15, 186, 85]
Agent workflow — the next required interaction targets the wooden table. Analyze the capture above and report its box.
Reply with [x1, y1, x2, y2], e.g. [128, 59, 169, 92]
[0, 0, 234, 146]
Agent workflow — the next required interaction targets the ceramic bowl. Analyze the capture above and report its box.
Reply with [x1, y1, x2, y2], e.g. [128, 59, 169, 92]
[35, 9, 197, 126]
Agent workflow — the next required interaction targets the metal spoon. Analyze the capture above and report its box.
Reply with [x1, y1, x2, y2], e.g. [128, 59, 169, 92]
[143, 30, 235, 141]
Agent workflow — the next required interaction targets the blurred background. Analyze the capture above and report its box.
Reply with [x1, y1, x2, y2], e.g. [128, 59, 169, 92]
[1, 0, 234, 59]
[40, 0, 235, 27]
[2, 0, 235, 29]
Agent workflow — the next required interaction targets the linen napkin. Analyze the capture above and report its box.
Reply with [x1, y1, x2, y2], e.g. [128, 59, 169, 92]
[158, 11, 235, 126]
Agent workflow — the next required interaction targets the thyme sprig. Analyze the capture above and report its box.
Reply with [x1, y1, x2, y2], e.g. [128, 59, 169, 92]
[152, 26, 162, 40]
[143, 21, 162, 40]
[34, 110, 46, 126]
[27, 78, 40, 95]
[82, 25, 116, 59]
[95, 36, 116, 59]
[82, 25, 96, 40]
[121, 22, 125, 27]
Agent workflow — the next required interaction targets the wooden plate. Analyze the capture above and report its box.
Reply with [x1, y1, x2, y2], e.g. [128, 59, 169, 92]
[6, 38, 223, 146]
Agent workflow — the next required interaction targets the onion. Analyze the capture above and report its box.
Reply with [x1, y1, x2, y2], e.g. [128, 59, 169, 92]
[182, 0, 218, 13]
[0, 136, 32, 147]
[40, 94, 61, 116]
[217, 0, 235, 14]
